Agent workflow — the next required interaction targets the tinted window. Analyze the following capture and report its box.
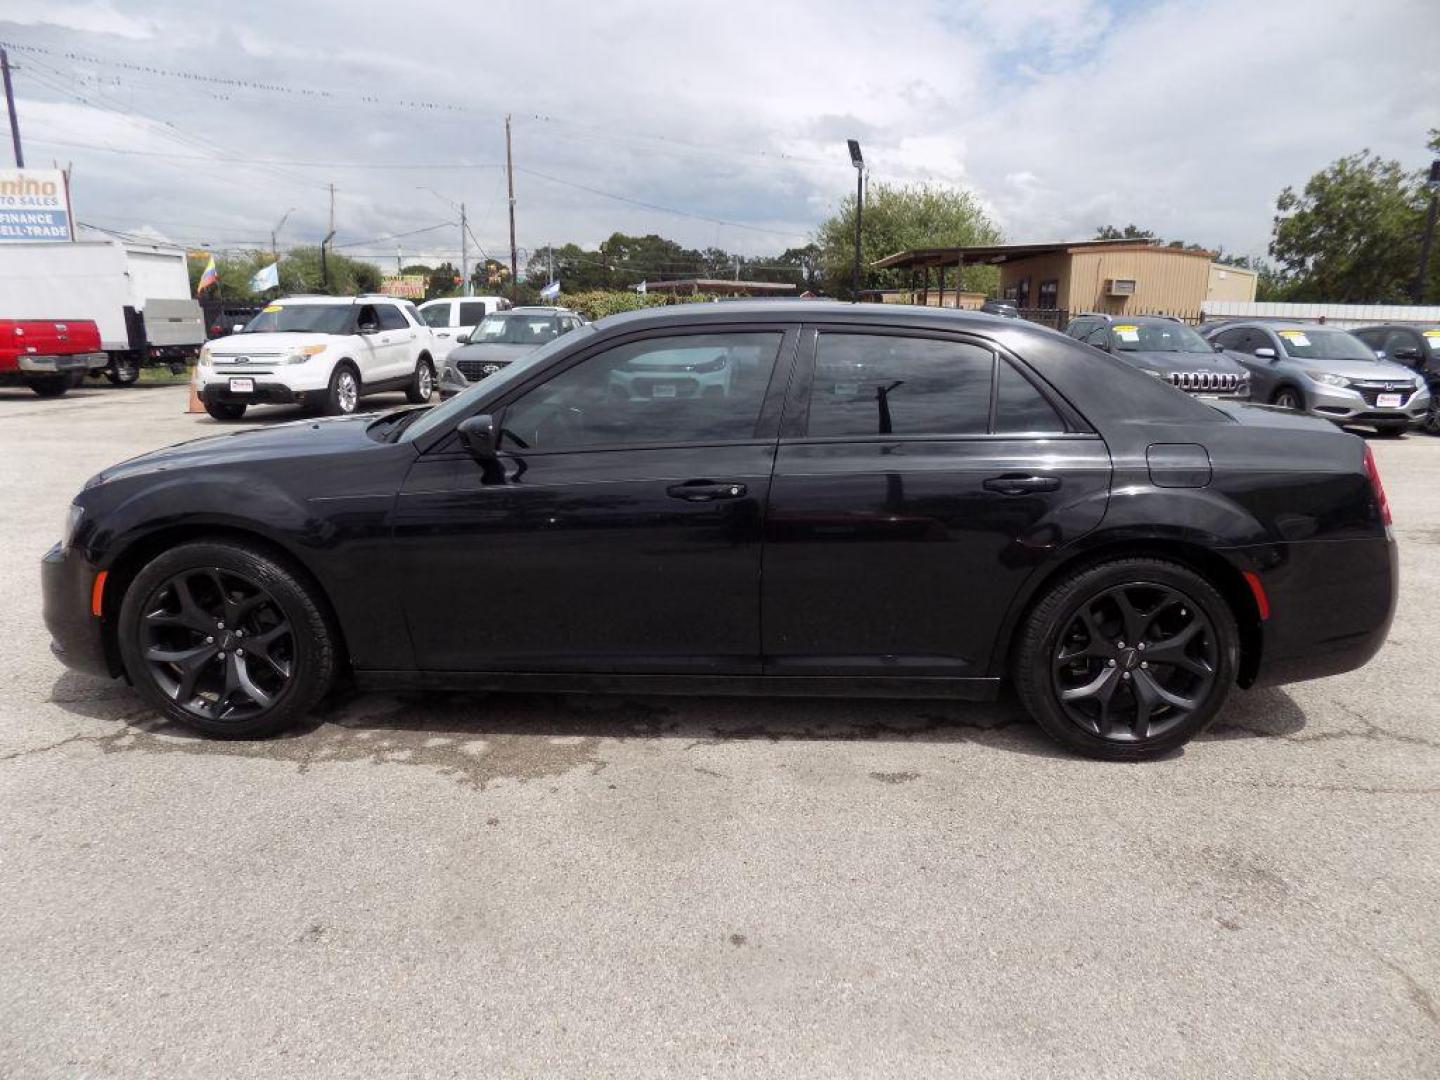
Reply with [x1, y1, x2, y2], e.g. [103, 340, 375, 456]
[1212, 328, 1249, 352]
[807, 334, 993, 437]
[459, 301, 489, 326]
[500, 332, 784, 451]
[377, 304, 408, 331]
[994, 359, 1065, 434]
[1065, 318, 1093, 340]
[420, 303, 451, 328]
[1083, 325, 1111, 348]
[1353, 328, 1383, 349]
[1382, 329, 1419, 361]
[242, 304, 352, 335]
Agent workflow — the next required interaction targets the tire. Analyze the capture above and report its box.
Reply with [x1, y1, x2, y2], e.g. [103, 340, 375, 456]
[117, 541, 337, 739]
[27, 376, 69, 397]
[1013, 557, 1239, 761]
[204, 400, 247, 421]
[405, 356, 435, 404]
[1271, 387, 1302, 410]
[322, 363, 360, 416]
[1425, 396, 1440, 436]
[1373, 424, 1407, 438]
[106, 356, 140, 386]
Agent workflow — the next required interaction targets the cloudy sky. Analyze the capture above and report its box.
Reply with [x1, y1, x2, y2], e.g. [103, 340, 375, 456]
[0, 0, 1436, 272]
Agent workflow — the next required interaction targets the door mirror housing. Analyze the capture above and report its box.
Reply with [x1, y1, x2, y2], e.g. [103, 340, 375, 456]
[1212, 341, 1226, 352]
[1394, 346, 1423, 363]
[457, 332, 471, 344]
[1254, 347, 1277, 360]
[358, 323, 378, 336]
[457, 414, 499, 461]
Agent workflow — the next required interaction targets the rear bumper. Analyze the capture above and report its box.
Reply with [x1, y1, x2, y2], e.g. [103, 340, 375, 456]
[1247, 535, 1398, 687]
[41, 543, 118, 679]
[13, 352, 108, 373]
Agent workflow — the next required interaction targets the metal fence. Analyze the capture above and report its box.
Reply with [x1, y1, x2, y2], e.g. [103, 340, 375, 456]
[1016, 307, 1206, 330]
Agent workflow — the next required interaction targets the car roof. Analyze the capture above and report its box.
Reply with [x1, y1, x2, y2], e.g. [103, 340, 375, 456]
[1354, 322, 1440, 332]
[1072, 313, 1183, 325]
[503, 306, 576, 315]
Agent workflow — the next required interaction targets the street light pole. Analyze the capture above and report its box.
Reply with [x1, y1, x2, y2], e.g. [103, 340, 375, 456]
[271, 207, 296, 266]
[847, 139, 864, 301]
[1412, 160, 1440, 305]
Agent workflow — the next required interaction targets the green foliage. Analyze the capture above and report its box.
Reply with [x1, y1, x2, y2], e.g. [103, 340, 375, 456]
[1094, 224, 1156, 241]
[814, 182, 1002, 298]
[188, 246, 382, 300]
[1269, 149, 1438, 304]
[554, 289, 676, 321]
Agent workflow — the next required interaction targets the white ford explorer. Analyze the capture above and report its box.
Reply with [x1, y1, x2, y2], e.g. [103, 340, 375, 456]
[196, 295, 437, 421]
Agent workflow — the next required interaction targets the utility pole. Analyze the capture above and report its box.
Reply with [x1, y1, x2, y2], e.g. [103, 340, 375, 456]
[460, 201, 469, 297]
[847, 140, 864, 301]
[1413, 160, 1440, 305]
[271, 207, 295, 267]
[2, 48, 23, 167]
[547, 243, 554, 285]
[320, 183, 336, 291]
[505, 114, 518, 300]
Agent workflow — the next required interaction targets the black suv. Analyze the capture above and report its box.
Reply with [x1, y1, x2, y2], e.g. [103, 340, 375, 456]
[1353, 324, 1440, 434]
[1064, 313, 1250, 397]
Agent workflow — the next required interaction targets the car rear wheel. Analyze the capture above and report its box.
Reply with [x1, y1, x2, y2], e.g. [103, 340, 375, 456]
[117, 541, 337, 738]
[27, 376, 69, 397]
[1426, 396, 1440, 435]
[323, 364, 360, 416]
[1272, 387, 1302, 410]
[1013, 558, 1239, 760]
[405, 357, 435, 404]
[204, 400, 247, 421]
[106, 356, 140, 386]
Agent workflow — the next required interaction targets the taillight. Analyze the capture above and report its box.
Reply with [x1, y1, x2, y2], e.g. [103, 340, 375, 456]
[1364, 445, 1391, 526]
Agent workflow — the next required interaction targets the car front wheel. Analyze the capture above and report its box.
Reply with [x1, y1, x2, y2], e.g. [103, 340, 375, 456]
[204, 400, 247, 421]
[323, 364, 360, 416]
[1272, 387, 1302, 410]
[406, 357, 435, 404]
[117, 541, 337, 738]
[1013, 558, 1239, 760]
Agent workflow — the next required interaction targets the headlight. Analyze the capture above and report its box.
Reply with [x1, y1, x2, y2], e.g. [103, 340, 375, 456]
[286, 344, 327, 365]
[197, 345, 212, 367]
[1306, 371, 1351, 388]
[62, 503, 84, 551]
[1417, 376, 1428, 391]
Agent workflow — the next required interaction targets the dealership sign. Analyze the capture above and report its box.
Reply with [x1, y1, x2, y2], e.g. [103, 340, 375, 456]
[0, 169, 72, 242]
[380, 274, 426, 298]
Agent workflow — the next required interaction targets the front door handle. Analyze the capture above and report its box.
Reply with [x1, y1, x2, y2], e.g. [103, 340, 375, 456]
[666, 480, 747, 502]
[983, 474, 1061, 496]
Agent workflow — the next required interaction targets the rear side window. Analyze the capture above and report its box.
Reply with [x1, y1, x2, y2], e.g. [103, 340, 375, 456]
[420, 303, 451, 328]
[994, 360, 1066, 434]
[807, 334, 993, 437]
[459, 301, 489, 326]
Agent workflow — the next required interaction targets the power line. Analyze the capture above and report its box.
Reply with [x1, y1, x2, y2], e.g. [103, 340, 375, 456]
[25, 137, 502, 171]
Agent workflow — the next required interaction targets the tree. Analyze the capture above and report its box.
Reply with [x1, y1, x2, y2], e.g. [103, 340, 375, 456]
[814, 182, 1002, 298]
[1093, 224, 1156, 241]
[1268, 148, 1439, 303]
[425, 262, 462, 300]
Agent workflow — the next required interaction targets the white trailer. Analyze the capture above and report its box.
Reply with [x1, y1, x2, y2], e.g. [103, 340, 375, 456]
[0, 240, 205, 384]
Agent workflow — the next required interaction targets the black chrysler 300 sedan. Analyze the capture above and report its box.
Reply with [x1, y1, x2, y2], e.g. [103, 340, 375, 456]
[43, 302, 1398, 760]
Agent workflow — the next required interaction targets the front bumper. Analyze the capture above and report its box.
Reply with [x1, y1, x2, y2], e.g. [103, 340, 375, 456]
[41, 543, 118, 679]
[1304, 383, 1429, 425]
[199, 381, 314, 407]
[17, 352, 108, 373]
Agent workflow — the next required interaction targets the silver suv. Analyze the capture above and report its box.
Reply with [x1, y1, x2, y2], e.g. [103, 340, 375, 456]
[1200, 321, 1429, 436]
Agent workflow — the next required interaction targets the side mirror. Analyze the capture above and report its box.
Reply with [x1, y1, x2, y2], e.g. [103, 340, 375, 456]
[358, 323, 378, 336]
[1254, 347, 1277, 360]
[457, 332, 471, 344]
[1394, 347, 1423, 362]
[457, 414, 498, 461]
[1212, 341, 1226, 352]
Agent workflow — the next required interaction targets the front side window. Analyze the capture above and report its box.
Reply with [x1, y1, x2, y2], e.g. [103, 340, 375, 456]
[500, 332, 785, 452]
[420, 303, 452, 328]
[806, 334, 994, 437]
[1212, 328, 1249, 352]
[377, 305, 408, 331]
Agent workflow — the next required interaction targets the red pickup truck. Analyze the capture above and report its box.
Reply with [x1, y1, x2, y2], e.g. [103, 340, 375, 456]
[0, 319, 108, 397]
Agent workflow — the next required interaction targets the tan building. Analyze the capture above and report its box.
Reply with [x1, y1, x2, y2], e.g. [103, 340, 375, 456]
[872, 239, 1254, 320]
[1207, 262, 1259, 303]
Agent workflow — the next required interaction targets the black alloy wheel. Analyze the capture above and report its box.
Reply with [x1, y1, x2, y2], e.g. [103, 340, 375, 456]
[1014, 558, 1238, 760]
[118, 542, 336, 737]
[1051, 583, 1218, 743]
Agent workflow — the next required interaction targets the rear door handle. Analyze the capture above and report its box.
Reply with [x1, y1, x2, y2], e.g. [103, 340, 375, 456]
[666, 480, 747, 502]
[983, 474, 1061, 495]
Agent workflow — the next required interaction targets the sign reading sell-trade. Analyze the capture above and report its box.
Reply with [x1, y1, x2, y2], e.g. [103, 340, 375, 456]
[0, 169, 72, 242]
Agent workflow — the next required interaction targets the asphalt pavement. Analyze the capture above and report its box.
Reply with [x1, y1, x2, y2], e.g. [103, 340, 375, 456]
[1, 383, 1437, 1078]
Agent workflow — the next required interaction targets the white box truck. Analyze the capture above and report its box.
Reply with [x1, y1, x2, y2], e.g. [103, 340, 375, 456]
[0, 240, 205, 385]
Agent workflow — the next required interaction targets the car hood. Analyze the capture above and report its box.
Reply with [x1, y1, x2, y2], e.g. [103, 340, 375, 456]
[1118, 349, 1249, 376]
[446, 342, 537, 365]
[1289, 357, 1419, 382]
[86, 412, 390, 487]
[208, 332, 342, 355]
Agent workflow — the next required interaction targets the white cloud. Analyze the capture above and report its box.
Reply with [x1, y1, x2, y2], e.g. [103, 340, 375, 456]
[1, 1, 154, 40]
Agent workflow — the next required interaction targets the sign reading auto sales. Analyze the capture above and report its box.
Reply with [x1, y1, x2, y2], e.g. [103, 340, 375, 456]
[0, 168, 72, 242]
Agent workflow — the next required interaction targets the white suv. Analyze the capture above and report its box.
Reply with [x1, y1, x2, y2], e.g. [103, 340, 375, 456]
[197, 295, 437, 421]
[417, 295, 511, 360]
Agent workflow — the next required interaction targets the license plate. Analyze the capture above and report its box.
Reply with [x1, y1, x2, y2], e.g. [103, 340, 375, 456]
[228, 377, 255, 393]
[1377, 393, 1402, 408]
[652, 383, 677, 398]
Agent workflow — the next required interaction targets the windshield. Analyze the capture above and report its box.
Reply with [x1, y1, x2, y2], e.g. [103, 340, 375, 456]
[242, 304, 352, 335]
[1426, 330, 1440, 352]
[1111, 322, 1212, 353]
[473, 313, 560, 345]
[400, 324, 596, 444]
[1276, 328, 1375, 361]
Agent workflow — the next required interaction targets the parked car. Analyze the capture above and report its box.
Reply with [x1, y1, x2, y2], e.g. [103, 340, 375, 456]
[44, 302, 1397, 761]
[980, 300, 1020, 318]
[202, 302, 262, 339]
[1353, 323, 1440, 434]
[417, 296, 511, 360]
[0, 318, 107, 397]
[437, 306, 586, 397]
[1201, 321, 1428, 436]
[194, 294, 436, 420]
[1064, 314, 1249, 397]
